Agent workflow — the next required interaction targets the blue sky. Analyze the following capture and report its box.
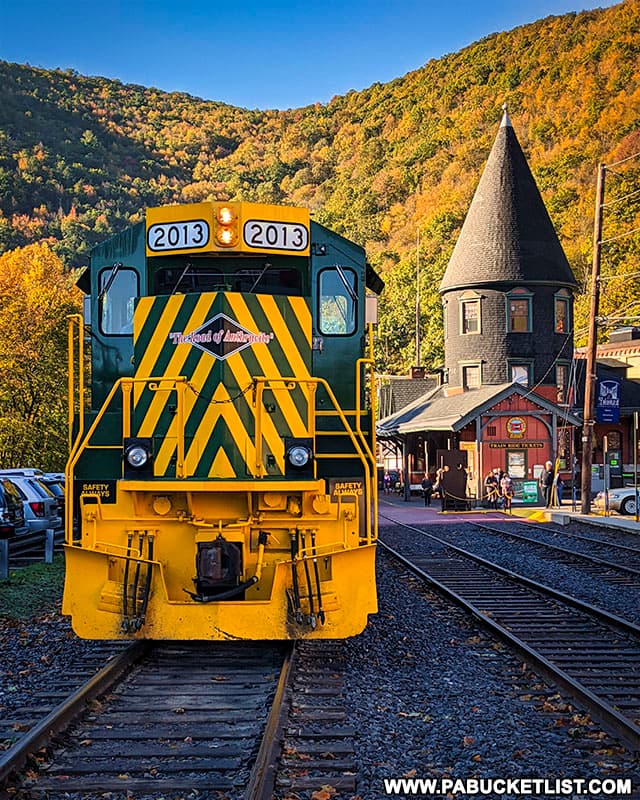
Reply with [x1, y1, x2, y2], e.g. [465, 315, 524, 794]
[1, 0, 613, 110]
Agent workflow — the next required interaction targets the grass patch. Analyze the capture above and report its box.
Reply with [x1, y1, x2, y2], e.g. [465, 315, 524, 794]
[0, 555, 65, 620]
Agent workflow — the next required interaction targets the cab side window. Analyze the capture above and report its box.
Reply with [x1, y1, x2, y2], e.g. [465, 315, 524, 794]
[318, 267, 357, 335]
[99, 267, 139, 335]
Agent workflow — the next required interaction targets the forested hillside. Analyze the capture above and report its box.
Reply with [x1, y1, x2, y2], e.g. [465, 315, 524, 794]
[1, 0, 639, 372]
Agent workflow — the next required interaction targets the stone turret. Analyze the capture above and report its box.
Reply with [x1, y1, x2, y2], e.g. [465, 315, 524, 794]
[439, 109, 577, 394]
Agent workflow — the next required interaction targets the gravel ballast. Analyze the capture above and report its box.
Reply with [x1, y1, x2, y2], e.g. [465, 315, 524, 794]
[2, 546, 639, 800]
[341, 548, 640, 799]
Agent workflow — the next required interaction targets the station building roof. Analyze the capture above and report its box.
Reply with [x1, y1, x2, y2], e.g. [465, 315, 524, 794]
[377, 381, 581, 437]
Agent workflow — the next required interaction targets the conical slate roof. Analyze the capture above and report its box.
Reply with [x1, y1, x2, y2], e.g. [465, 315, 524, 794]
[439, 111, 577, 293]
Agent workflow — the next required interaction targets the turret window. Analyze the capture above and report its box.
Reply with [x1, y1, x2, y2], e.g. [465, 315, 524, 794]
[556, 363, 569, 404]
[462, 364, 481, 388]
[555, 291, 571, 333]
[506, 288, 532, 333]
[509, 363, 532, 386]
[460, 291, 481, 335]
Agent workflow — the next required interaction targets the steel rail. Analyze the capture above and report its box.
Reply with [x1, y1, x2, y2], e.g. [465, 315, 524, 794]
[469, 520, 640, 579]
[379, 514, 640, 752]
[379, 514, 640, 636]
[516, 518, 640, 555]
[0, 641, 149, 788]
[243, 642, 296, 800]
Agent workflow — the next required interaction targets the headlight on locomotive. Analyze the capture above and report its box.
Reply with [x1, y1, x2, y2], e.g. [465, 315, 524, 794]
[123, 437, 153, 478]
[287, 445, 311, 468]
[215, 205, 239, 247]
[126, 445, 149, 468]
[284, 437, 314, 478]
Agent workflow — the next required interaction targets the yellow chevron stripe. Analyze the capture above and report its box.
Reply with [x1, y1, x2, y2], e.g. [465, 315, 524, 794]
[183, 383, 254, 477]
[136, 294, 215, 436]
[257, 295, 311, 379]
[226, 294, 310, 440]
[154, 311, 287, 478]
[153, 343, 222, 475]
[200, 341, 286, 475]
[136, 292, 312, 479]
[211, 447, 236, 479]
[134, 295, 183, 393]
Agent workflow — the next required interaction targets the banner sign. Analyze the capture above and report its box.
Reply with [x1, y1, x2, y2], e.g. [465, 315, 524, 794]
[489, 442, 544, 449]
[596, 378, 621, 423]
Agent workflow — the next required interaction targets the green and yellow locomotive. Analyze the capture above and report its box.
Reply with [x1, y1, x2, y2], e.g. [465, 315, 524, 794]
[63, 201, 382, 640]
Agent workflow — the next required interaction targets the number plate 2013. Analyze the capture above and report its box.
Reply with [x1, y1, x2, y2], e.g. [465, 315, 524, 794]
[148, 220, 210, 252]
[243, 219, 309, 252]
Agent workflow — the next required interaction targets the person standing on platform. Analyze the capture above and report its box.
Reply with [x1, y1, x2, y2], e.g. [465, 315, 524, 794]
[484, 470, 499, 509]
[421, 475, 433, 507]
[541, 461, 554, 507]
[500, 472, 514, 513]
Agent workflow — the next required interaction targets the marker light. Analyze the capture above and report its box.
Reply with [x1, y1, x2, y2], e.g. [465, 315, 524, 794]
[215, 205, 239, 247]
[217, 206, 236, 225]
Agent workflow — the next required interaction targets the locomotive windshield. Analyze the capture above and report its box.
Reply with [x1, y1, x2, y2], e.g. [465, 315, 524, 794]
[153, 259, 305, 297]
[98, 266, 138, 335]
[318, 267, 357, 335]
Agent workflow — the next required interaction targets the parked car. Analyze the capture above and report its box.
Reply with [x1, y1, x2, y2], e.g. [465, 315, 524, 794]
[0, 474, 62, 533]
[39, 476, 65, 519]
[0, 468, 44, 478]
[594, 486, 639, 515]
[0, 477, 28, 537]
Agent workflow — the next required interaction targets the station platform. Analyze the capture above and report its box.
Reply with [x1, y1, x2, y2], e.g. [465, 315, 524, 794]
[377, 491, 640, 535]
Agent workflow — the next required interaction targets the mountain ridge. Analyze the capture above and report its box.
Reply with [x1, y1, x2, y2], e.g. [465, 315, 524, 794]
[1, 0, 639, 370]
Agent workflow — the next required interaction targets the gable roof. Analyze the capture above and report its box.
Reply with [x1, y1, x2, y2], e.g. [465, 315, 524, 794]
[439, 110, 577, 293]
[378, 374, 438, 419]
[377, 381, 581, 437]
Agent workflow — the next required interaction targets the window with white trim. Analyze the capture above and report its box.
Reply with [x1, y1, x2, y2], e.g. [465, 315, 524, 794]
[510, 363, 531, 386]
[463, 364, 481, 388]
[460, 291, 481, 335]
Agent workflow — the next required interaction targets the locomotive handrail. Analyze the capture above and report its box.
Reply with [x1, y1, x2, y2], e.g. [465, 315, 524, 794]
[253, 378, 317, 477]
[356, 321, 378, 539]
[67, 314, 85, 454]
[253, 375, 376, 544]
[65, 376, 122, 542]
[64, 375, 191, 541]
[67, 372, 377, 545]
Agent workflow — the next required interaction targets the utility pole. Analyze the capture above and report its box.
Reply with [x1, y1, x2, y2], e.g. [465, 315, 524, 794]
[415, 227, 421, 367]
[581, 163, 606, 514]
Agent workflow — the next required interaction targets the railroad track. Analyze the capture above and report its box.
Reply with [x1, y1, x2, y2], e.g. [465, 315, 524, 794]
[467, 519, 640, 585]
[507, 517, 640, 564]
[1, 640, 357, 799]
[518, 517, 640, 551]
[379, 514, 640, 752]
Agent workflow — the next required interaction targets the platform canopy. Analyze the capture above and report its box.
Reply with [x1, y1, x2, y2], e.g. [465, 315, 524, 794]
[377, 382, 581, 438]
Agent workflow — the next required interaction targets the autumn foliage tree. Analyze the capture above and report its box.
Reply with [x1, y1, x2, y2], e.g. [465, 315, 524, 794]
[0, 243, 81, 469]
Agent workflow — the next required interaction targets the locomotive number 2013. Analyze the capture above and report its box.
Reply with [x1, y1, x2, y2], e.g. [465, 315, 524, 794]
[148, 220, 210, 251]
[243, 220, 309, 252]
